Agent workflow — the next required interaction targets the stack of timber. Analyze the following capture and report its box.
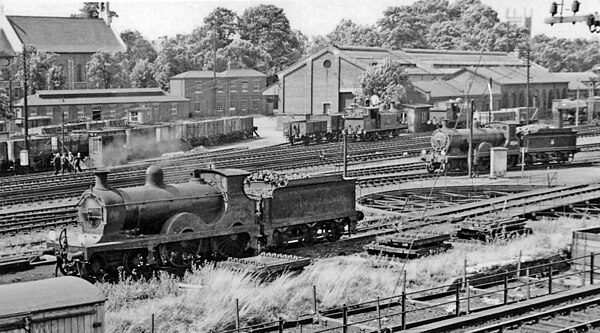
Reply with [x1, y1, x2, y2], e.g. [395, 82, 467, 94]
[456, 216, 532, 241]
[365, 232, 452, 258]
[217, 252, 311, 276]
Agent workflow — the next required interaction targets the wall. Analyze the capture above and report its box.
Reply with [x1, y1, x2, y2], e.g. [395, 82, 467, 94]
[311, 52, 338, 115]
[282, 63, 311, 115]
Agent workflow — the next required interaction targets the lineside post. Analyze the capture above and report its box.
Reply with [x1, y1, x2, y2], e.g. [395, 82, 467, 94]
[503, 272, 508, 305]
[342, 304, 348, 333]
[313, 285, 317, 315]
[455, 284, 460, 317]
[343, 130, 348, 178]
[591, 253, 595, 285]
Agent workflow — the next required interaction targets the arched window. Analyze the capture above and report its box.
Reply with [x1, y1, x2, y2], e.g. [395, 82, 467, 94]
[511, 92, 517, 108]
[76, 64, 83, 82]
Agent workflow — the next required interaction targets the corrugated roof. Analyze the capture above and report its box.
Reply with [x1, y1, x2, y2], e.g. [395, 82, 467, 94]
[172, 69, 266, 79]
[6, 15, 124, 53]
[0, 277, 105, 316]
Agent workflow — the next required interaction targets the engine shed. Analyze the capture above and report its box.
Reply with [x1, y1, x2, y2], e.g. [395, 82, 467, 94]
[0, 277, 106, 333]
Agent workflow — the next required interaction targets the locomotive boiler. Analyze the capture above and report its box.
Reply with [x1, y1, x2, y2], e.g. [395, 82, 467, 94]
[422, 121, 578, 173]
[47, 165, 360, 280]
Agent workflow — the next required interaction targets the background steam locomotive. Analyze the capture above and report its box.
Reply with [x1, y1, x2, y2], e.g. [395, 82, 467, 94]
[422, 121, 578, 173]
[47, 166, 360, 280]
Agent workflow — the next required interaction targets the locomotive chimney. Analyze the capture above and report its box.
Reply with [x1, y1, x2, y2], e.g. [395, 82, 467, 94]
[146, 165, 165, 188]
[94, 170, 110, 190]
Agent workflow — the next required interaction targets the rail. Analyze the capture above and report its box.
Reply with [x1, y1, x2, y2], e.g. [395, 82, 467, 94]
[215, 252, 598, 333]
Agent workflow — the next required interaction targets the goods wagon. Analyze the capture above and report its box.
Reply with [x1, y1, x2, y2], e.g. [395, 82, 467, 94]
[47, 166, 360, 281]
[0, 277, 105, 333]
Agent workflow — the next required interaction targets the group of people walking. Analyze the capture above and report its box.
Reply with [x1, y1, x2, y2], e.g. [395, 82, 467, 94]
[52, 151, 83, 175]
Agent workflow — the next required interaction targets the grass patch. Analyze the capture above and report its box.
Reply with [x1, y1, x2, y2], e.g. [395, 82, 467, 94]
[100, 217, 599, 332]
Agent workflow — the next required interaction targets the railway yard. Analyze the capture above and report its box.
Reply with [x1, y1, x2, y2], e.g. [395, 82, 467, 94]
[3, 118, 600, 332]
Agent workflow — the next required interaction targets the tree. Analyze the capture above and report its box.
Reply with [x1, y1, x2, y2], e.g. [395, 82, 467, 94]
[203, 7, 238, 47]
[0, 90, 11, 120]
[11, 45, 61, 94]
[223, 40, 272, 72]
[359, 59, 412, 104]
[86, 51, 129, 88]
[238, 4, 303, 73]
[326, 19, 382, 47]
[152, 35, 199, 90]
[377, 0, 451, 49]
[72, 2, 117, 19]
[529, 35, 600, 72]
[130, 59, 157, 88]
[120, 30, 158, 65]
[305, 35, 330, 55]
[47, 65, 66, 90]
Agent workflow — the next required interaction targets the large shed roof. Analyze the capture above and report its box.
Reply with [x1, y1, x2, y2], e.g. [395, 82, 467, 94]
[16, 88, 189, 107]
[6, 15, 124, 53]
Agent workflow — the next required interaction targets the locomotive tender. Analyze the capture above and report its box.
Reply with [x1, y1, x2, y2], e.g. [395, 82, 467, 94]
[422, 121, 578, 173]
[47, 165, 359, 280]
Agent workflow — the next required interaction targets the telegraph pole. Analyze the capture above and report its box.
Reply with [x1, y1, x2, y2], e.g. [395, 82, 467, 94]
[468, 99, 474, 178]
[22, 44, 29, 174]
[526, 45, 531, 125]
[212, 27, 217, 117]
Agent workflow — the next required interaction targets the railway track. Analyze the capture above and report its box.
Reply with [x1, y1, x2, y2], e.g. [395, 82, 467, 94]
[468, 296, 600, 332]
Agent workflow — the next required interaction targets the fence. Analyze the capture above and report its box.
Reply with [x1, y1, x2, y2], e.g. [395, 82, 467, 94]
[217, 252, 597, 333]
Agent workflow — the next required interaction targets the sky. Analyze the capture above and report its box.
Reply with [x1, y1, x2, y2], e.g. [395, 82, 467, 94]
[2, 0, 600, 42]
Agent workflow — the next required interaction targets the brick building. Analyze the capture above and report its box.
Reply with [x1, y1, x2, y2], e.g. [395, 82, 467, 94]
[13, 88, 189, 126]
[0, 13, 125, 90]
[446, 66, 569, 118]
[169, 69, 267, 117]
[275, 45, 570, 120]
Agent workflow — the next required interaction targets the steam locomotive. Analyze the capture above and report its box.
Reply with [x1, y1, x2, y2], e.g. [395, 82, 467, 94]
[47, 166, 360, 280]
[283, 106, 407, 145]
[421, 121, 578, 173]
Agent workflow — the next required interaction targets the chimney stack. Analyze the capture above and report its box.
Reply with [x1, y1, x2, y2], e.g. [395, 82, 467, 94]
[94, 170, 110, 190]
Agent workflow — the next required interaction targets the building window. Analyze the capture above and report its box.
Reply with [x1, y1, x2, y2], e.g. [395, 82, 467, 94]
[92, 105, 101, 121]
[217, 82, 224, 93]
[109, 104, 117, 117]
[253, 80, 261, 92]
[241, 99, 248, 112]
[229, 99, 236, 111]
[77, 105, 85, 119]
[46, 107, 53, 119]
[130, 111, 138, 122]
[30, 107, 37, 117]
[323, 60, 331, 68]
[76, 64, 83, 82]
[171, 103, 178, 115]
[323, 103, 331, 114]
[61, 106, 69, 120]
[216, 100, 224, 112]
[194, 100, 201, 112]
[241, 81, 248, 92]
[230, 81, 237, 92]
[252, 99, 259, 111]
[195, 81, 202, 93]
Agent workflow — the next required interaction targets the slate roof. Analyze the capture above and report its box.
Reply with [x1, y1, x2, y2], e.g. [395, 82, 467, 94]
[337, 46, 414, 66]
[6, 15, 124, 53]
[15, 88, 189, 107]
[171, 69, 266, 79]
[553, 72, 600, 90]
[393, 49, 524, 67]
[449, 66, 570, 85]
[413, 78, 501, 99]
